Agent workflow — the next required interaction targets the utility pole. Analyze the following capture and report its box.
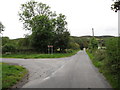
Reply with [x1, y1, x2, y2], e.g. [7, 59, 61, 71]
[48, 45, 50, 54]
[51, 46, 53, 55]
[118, 5, 120, 37]
[92, 28, 94, 37]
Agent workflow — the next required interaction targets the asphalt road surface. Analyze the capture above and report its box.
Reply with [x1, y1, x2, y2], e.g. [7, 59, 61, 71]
[2, 51, 111, 88]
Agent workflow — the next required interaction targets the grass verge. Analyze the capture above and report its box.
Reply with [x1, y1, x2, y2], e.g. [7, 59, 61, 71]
[86, 50, 119, 89]
[1, 63, 28, 89]
[2, 50, 79, 59]
[86, 50, 103, 68]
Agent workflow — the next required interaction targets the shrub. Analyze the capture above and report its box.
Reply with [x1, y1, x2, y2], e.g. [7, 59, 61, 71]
[105, 37, 119, 74]
[94, 50, 106, 61]
[89, 37, 98, 50]
[65, 49, 73, 53]
[2, 44, 16, 53]
[68, 42, 80, 50]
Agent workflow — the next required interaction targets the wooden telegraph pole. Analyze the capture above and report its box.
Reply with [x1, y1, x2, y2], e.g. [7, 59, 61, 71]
[48, 45, 50, 54]
[118, 3, 120, 37]
[92, 28, 94, 37]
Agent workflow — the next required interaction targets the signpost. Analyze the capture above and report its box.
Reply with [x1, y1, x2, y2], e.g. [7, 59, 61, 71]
[48, 45, 53, 54]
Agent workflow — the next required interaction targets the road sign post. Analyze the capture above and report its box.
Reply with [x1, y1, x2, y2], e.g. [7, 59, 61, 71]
[48, 45, 50, 54]
[48, 45, 53, 54]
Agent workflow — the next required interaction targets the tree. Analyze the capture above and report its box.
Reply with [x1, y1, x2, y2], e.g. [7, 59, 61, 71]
[89, 37, 98, 50]
[17, 37, 30, 49]
[19, 1, 56, 31]
[111, 0, 120, 12]
[19, 1, 70, 52]
[53, 14, 70, 52]
[2, 44, 16, 53]
[0, 22, 4, 33]
[2, 37, 10, 46]
[19, 1, 56, 52]
[30, 15, 55, 52]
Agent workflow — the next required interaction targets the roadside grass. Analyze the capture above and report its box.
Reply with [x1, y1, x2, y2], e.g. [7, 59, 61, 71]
[86, 50, 119, 89]
[0, 63, 2, 89]
[2, 50, 79, 59]
[1, 63, 28, 89]
[86, 51, 104, 68]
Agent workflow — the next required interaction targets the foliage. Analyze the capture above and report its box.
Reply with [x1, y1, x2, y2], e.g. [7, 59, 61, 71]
[2, 37, 10, 46]
[69, 36, 89, 50]
[19, 1, 70, 53]
[95, 50, 106, 61]
[65, 49, 74, 53]
[53, 14, 70, 52]
[79, 38, 89, 49]
[88, 37, 98, 50]
[17, 37, 30, 49]
[19, 1, 55, 30]
[105, 37, 120, 75]
[0, 21, 4, 33]
[67, 42, 80, 50]
[111, 0, 120, 12]
[87, 37, 120, 88]
[87, 50, 105, 68]
[29, 15, 54, 52]
[2, 44, 16, 53]
[1, 63, 28, 89]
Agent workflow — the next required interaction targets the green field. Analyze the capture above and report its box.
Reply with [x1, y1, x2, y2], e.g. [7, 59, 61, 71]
[2, 50, 79, 59]
[1, 63, 28, 89]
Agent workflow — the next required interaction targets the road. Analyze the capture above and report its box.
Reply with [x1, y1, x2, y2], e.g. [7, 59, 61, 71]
[2, 51, 111, 88]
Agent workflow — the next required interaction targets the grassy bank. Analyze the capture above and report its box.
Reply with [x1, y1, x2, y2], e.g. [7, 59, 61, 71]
[86, 50, 119, 89]
[2, 50, 79, 59]
[1, 63, 28, 89]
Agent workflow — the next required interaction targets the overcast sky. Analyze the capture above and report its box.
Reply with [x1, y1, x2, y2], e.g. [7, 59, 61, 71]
[0, 0, 118, 39]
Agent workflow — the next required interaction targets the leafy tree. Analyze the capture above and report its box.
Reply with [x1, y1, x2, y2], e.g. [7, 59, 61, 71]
[19, 1, 70, 53]
[19, 1, 56, 52]
[17, 38, 30, 49]
[53, 14, 70, 52]
[0, 22, 4, 33]
[69, 36, 89, 50]
[68, 42, 80, 50]
[89, 37, 98, 50]
[111, 0, 120, 12]
[2, 37, 10, 46]
[19, 1, 55, 31]
[2, 44, 16, 53]
[30, 15, 55, 52]
[79, 38, 89, 49]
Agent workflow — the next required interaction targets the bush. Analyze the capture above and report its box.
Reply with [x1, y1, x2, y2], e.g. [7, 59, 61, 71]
[87, 49, 106, 68]
[87, 37, 120, 88]
[65, 49, 73, 53]
[68, 42, 80, 50]
[105, 37, 120, 88]
[89, 37, 98, 50]
[2, 44, 16, 53]
[94, 50, 106, 61]
[105, 37, 119, 74]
